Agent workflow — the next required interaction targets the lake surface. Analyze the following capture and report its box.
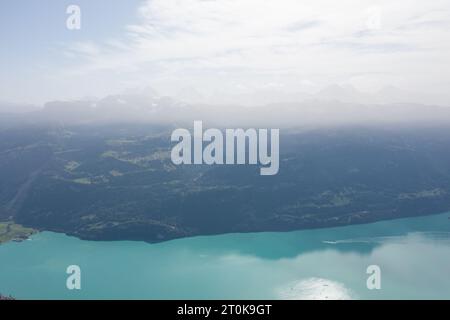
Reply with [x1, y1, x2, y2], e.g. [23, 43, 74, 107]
[1, 212, 450, 299]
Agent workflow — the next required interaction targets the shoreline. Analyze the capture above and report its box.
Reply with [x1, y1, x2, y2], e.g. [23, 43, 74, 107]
[14, 210, 450, 246]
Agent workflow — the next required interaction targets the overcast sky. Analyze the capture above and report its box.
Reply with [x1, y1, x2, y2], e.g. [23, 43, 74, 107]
[1, 0, 450, 105]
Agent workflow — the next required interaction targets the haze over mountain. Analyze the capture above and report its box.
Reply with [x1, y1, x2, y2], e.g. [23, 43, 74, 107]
[1, 85, 449, 129]
[0, 101, 40, 114]
[170, 84, 444, 107]
[1, 87, 450, 243]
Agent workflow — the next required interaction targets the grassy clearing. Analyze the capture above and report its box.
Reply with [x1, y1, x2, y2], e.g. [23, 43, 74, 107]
[0, 222, 37, 244]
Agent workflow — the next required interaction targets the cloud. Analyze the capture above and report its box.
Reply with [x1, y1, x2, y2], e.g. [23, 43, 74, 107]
[57, 0, 450, 105]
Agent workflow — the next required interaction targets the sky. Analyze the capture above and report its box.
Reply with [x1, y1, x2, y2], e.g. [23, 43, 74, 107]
[1, 0, 450, 106]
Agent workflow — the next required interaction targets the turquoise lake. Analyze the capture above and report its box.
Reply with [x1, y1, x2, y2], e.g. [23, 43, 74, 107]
[1, 212, 450, 300]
